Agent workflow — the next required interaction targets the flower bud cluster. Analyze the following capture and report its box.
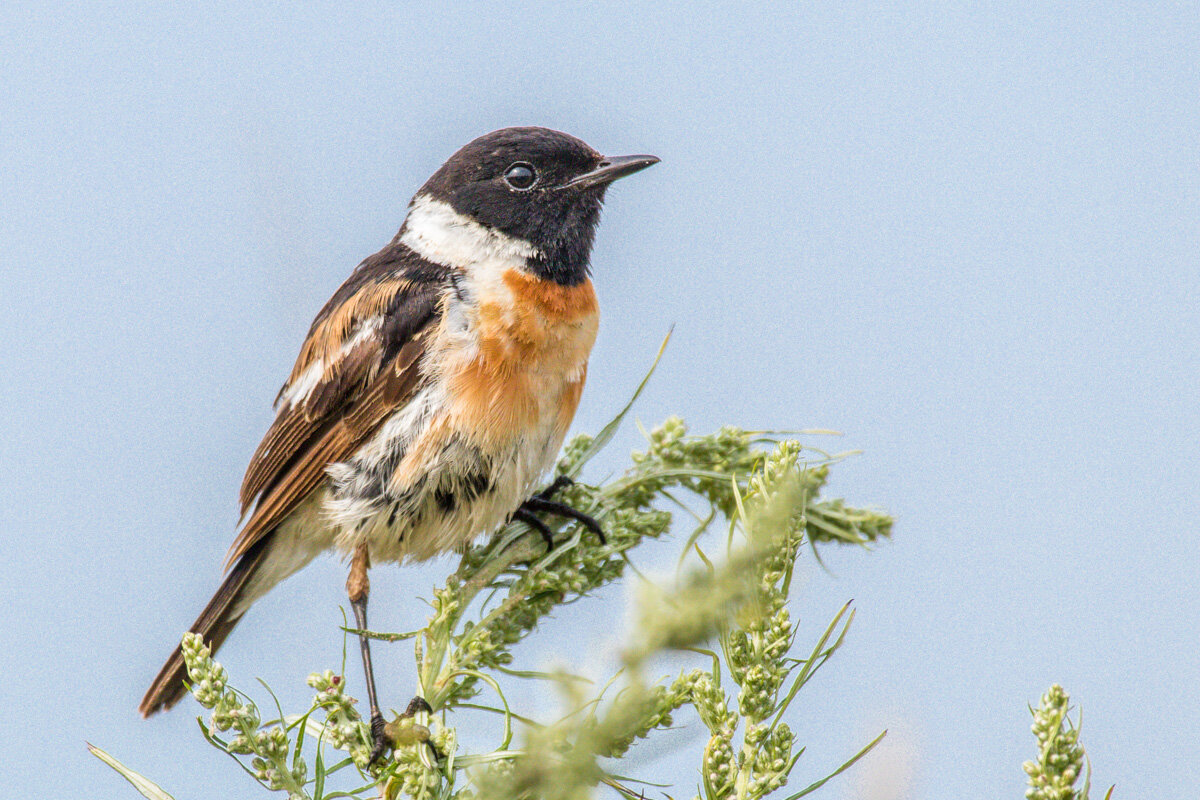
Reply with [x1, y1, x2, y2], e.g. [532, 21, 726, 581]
[701, 721, 738, 798]
[727, 601, 792, 722]
[554, 432, 595, 477]
[306, 670, 369, 760]
[725, 520, 797, 726]
[180, 634, 262, 737]
[744, 722, 794, 796]
[430, 581, 463, 625]
[684, 446, 850, 799]
[181, 632, 227, 708]
[683, 670, 734, 732]
[805, 498, 893, 545]
[745, 441, 816, 565]
[180, 634, 308, 795]
[1023, 685, 1084, 800]
[629, 418, 756, 515]
[600, 678, 696, 759]
[240, 726, 303, 792]
[246, 726, 294, 785]
[736, 663, 786, 720]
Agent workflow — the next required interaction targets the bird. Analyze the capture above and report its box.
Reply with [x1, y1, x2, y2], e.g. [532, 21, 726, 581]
[139, 126, 659, 760]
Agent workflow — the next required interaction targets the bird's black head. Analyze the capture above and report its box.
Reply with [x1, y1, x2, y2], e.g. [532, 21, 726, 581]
[412, 127, 658, 285]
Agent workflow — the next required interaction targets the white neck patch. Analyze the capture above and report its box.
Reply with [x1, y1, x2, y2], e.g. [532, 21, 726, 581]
[399, 194, 541, 270]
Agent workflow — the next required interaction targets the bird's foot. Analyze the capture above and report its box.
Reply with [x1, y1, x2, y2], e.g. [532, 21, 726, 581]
[513, 507, 556, 549]
[402, 696, 432, 717]
[380, 696, 443, 761]
[367, 711, 389, 765]
[516, 488, 606, 551]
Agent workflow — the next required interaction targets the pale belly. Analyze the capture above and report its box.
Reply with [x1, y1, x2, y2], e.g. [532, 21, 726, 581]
[228, 397, 570, 615]
[323, 383, 573, 563]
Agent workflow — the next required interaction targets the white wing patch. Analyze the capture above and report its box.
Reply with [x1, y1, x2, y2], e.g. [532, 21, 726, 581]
[278, 315, 383, 409]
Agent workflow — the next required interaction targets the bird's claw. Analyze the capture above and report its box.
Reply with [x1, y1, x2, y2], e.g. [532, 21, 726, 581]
[367, 712, 389, 765]
[535, 474, 574, 501]
[403, 696, 432, 717]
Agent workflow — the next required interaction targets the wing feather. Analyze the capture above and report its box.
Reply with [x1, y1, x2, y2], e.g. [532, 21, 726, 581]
[239, 334, 385, 511]
[228, 251, 445, 567]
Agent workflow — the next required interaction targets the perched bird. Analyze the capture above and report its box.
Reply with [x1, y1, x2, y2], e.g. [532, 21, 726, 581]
[139, 126, 658, 758]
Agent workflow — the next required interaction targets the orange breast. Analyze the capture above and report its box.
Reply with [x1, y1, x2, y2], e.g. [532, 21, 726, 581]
[443, 269, 599, 448]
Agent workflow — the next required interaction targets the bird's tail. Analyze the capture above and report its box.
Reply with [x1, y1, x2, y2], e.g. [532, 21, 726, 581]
[139, 535, 274, 717]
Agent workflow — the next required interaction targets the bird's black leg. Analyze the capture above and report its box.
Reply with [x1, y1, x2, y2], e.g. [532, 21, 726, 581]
[347, 544, 389, 765]
[513, 507, 556, 549]
[518, 489, 609, 551]
[522, 496, 606, 544]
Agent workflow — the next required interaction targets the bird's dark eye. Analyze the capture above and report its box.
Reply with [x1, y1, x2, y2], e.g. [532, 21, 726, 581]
[503, 162, 537, 190]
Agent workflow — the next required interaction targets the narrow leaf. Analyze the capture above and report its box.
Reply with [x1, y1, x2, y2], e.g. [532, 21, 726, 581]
[566, 327, 671, 478]
[781, 729, 887, 800]
[772, 601, 854, 728]
[88, 744, 176, 800]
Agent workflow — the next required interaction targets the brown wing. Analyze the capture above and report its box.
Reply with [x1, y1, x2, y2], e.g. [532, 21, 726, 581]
[227, 250, 446, 567]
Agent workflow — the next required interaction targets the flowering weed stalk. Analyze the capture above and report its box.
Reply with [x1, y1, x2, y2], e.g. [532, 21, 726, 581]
[475, 434, 888, 800]
[1024, 685, 1113, 800]
[95, 354, 899, 800]
[91, 380, 1114, 799]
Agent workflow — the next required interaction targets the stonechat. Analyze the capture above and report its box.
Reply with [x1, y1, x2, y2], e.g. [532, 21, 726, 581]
[139, 126, 658, 759]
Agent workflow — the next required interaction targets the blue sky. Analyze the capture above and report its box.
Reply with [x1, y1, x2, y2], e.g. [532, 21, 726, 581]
[2, 2, 1197, 798]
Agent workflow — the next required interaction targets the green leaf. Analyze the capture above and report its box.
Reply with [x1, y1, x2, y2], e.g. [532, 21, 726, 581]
[453, 750, 526, 767]
[772, 601, 855, 729]
[445, 668, 515, 749]
[781, 729, 887, 800]
[564, 327, 671, 478]
[313, 748, 326, 800]
[340, 625, 420, 642]
[88, 744, 175, 800]
[454, 701, 542, 728]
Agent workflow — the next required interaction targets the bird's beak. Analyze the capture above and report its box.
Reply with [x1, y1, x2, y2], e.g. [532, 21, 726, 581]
[567, 154, 660, 188]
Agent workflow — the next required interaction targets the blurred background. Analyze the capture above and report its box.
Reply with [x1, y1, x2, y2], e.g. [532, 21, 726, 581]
[2, 2, 1197, 797]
